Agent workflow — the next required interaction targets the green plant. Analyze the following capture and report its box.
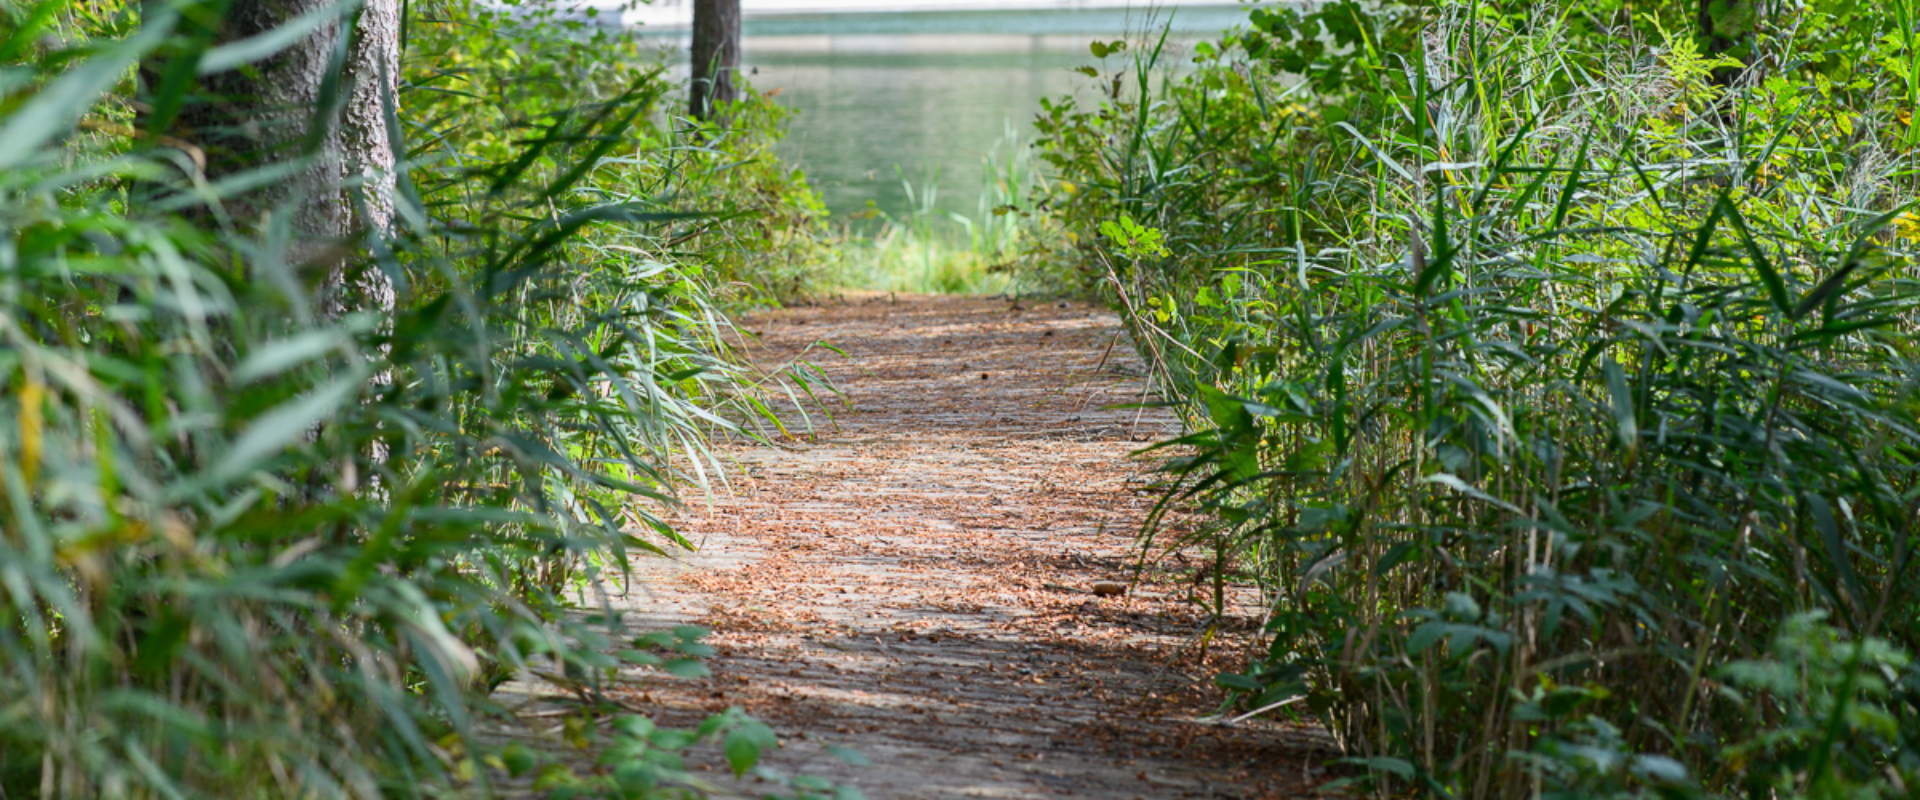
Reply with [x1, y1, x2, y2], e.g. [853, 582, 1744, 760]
[1040, 2, 1920, 798]
[816, 125, 1059, 296]
[0, 0, 834, 796]
[405, 0, 831, 303]
[1715, 613, 1916, 800]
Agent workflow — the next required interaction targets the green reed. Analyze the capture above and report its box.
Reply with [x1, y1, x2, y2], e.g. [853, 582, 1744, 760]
[1042, 2, 1920, 797]
[815, 123, 1061, 296]
[0, 0, 829, 795]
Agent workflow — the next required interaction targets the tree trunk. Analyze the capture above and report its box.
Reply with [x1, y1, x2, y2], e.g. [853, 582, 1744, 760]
[689, 0, 740, 121]
[323, 0, 400, 317]
[144, 0, 399, 316]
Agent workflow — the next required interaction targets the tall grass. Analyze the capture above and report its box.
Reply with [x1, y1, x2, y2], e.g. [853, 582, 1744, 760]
[1041, 2, 1920, 797]
[0, 0, 822, 796]
[818, 124, 1056, 296]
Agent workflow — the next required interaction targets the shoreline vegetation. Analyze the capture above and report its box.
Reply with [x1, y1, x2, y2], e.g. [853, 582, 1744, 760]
[4, 0, 1916, 798]
[1031, 1, 1920, 798]
[2, 0, 835, 794]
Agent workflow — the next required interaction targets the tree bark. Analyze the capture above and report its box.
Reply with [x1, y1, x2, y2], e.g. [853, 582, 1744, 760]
[144, 0, 399, 316]
[689, 0, 740, 121]
[323, 0, 400, 318]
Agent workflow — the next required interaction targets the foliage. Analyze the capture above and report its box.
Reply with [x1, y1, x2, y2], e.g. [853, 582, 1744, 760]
[1713, 614, 1915, 799]
[820, 127, 1060, 296]
[821, 221, 1013, 296]
[0, 0, 841, 796]
[1039, 1, 1920, 798]
[406, 0, 832, 302]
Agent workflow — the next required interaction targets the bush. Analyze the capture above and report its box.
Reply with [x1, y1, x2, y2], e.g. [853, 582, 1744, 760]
[1039, 1, 1920, 797]
[406, 0, 832, 302]
[0, 1, 820, 796]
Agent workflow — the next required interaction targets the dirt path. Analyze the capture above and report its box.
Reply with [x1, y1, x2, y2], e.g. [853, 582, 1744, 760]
[608, 295, 1330, 799]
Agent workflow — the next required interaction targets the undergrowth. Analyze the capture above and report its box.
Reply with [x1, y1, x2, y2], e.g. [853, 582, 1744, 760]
[1040, 1, 1920, 797]
[0, 0, 843, 796]
[815, 127, 1064, 297]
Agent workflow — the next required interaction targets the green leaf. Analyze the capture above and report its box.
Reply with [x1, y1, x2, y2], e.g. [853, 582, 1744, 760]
[1215, 672, 1263, 690]
[1716, 197, 1791, 317]
[616, 649, 662, 667]
[633, 631, 677, 648]
[723, 718, 777, 776]
[1634, 754, 1690, 784]
[0, 0, 61, 64]
[648, 728, 698, 750]
[1407, 621, 1448, 654]
[1372, 542, 1417, 577]
[612, 763, 658, 797]
[612, 715, 655, 739]
[661, 658, 709, 678]
[0, 18, 169, 172]
[1357, 756, 1414, 779]
[1199, 385, 1259, 481]
[1334, 122, 1417, 184]
[1200, 385, 1251, 432]
[825, 743, 869, 766]
[1602, 358, 1638, 455]
[1805, 493, 1864, 605]
[1423, 473, 1523, 515]
[212, 370, 367, 484]
[1791, 259, 1861, 321]
[232, 327, 356, 384]
[501, 743, 538, 777]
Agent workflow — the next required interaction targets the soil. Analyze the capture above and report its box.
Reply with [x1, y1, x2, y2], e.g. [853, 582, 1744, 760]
[549, 295, 1335, 798]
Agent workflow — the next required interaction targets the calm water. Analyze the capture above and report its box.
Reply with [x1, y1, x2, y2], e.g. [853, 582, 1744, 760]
[676, 7, 1248, 222]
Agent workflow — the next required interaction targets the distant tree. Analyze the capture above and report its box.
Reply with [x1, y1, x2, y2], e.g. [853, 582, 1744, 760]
[141, 0, 399, 316]
[689, 0, 739, 120]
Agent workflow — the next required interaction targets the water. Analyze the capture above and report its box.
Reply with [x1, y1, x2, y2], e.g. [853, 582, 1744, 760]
[708, 7, 1248, 224]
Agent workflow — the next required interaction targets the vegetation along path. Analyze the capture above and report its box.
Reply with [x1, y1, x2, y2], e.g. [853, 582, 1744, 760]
[615, 295, 1332, 798]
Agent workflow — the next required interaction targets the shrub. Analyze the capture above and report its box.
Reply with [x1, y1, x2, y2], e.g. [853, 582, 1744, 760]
[1040, 1, 1920, 797]
[0, 1, 816, 795]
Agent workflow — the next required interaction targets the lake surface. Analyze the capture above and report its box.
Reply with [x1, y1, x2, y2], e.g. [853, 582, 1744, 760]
[648, 7, 1247, 223]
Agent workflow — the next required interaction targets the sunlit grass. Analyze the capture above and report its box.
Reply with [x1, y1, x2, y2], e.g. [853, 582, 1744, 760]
[815, 123, 1055, 296]
[818, 221, 1015, 295]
